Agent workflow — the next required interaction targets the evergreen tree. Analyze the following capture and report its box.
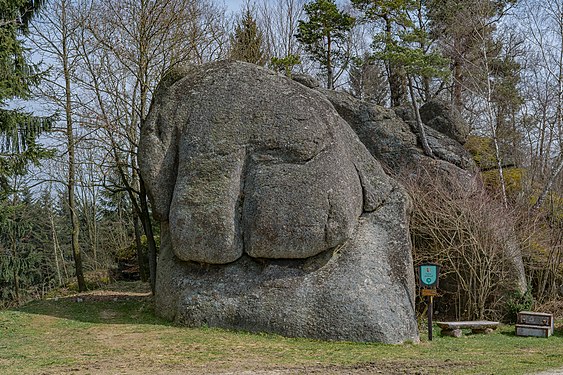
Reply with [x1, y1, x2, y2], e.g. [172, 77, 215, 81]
[296, 0, 355, 89]
[427, 0, 516, 110]
[0, 0, 51, 191]
[270, 54, 301, 77]
[0, 182, 58, 306]
[382, 39, 449, 157]
[230, 9, 266, 65]
[348, 53, 387, 104]
[351, 0, 416, 106]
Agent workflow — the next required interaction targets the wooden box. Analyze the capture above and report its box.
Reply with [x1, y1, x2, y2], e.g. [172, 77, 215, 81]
[515, 311, 554, 337]
[517, 311, 554, 327]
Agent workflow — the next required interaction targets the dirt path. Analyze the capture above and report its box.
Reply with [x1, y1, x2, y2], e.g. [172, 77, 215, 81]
[531, 369, 563, 375]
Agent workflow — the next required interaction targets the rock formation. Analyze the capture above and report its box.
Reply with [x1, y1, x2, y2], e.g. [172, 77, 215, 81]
[419, 99, 470, 145]
[297, 77, 526, 306]
[139, 61, 419, 343]
[314, 88, 477, 176]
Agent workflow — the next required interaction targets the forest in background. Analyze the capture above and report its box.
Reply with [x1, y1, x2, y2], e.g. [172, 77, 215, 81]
[1, 0, 563, 321]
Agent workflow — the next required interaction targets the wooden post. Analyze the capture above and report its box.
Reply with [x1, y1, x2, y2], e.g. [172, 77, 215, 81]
[428, 295, 433, 341]
[418, 263, 440, 342]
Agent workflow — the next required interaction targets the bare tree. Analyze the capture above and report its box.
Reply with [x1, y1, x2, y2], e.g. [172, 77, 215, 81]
[455, 12, 524, 207]
[405, 169, 524, 320]
[256, 0, 306, 62]
[72, 0, 229, 292]
[30, 0, 230, 292]
[31, 0, 87, 291]
[520, 0, 563, 211]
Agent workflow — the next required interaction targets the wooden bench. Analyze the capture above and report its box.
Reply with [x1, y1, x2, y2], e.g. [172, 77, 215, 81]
[436, 321, 500, 338]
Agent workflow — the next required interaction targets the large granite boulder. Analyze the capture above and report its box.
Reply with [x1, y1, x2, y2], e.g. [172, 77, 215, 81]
[139, 61, 419, 343]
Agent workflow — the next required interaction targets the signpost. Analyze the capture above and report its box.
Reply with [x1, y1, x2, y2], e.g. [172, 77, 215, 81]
[418, 263, 440, 341]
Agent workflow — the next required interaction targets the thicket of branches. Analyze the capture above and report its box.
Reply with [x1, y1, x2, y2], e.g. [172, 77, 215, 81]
[403, 169, 525, 320]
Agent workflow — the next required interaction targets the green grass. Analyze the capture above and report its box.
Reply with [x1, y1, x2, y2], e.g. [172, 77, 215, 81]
[1, 282, 562, 374]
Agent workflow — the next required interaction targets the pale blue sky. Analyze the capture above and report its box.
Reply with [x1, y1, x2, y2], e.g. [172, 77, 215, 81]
[224, 0, 246, 11]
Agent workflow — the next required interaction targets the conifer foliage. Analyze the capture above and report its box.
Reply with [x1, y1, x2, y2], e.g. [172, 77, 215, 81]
[0, 0, 53, 306]
[0, 0, 51, 189]
[296, 0, 355, 89]
[230, 9, 266, 66]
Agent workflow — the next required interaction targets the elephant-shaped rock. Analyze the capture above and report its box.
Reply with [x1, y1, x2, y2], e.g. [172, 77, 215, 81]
[139, 60, 419, 343]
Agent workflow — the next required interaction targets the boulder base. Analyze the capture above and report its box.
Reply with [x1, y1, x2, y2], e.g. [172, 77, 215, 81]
[157, 193, 418, 343]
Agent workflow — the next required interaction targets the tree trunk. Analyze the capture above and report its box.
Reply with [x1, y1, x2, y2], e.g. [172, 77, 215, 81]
[68, 141, 85, 291]
[136, 7, 157, 293]
[532, 156, 563, 211]
[389, 63, 407, 107]
[385, 17, 406, 106]
[453, 58, 463, 111]
[139, 177, 157, 294]
[62, 0, 85, 292]
[133, 213, 149, 282]
[49, 210, 63, 286]
[13, 267, 20, 305]
[408, 75, 434, 157]
[452, 35, 463, 111]
[326, 33, 333, 89]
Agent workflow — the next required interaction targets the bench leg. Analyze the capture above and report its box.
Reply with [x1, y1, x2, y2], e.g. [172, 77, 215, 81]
[441, 328, 462, 338]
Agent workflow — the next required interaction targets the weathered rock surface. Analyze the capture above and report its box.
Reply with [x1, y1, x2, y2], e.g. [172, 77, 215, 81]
[291, 73, 320, 88]
[139, 61, 418, 343]
[419, 99, 470, 145]
[319, 89, 477, 177]
[310, 83, 526, 300]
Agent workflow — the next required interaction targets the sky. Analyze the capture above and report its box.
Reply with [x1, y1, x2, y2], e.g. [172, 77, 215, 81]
[224, 0, 246, 12]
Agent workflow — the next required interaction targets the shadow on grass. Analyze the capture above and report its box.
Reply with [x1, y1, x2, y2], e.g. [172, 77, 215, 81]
[12, 284, 172, 326]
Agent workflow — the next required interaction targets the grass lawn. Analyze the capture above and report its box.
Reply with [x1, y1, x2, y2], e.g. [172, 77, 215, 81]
[0, 281, 562, 374]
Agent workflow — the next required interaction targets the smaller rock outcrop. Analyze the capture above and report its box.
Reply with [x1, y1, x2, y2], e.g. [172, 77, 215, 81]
[303, 76, 527, 312]
[318, 89, 477, 175]
[291, 73, 320, 88]
[419, 99, 470, 145]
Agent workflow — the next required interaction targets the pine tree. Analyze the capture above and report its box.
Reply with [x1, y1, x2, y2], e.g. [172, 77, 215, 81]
[370, 2, 449, 157]
[230, 9, 266, 66]
[0, 0, 52, 191]
[427, 0, 516, 110]
[351, 0, 417, 106]
[296, 0, 355, 89]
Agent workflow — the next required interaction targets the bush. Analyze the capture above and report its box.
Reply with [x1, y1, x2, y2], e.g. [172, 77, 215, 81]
[505, 287, 534, 323]
[401, 167, 526, 321]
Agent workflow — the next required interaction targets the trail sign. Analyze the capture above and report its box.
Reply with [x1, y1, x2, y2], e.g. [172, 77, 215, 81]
[418, 263, 440, 288]
[417, 263, 441, 341]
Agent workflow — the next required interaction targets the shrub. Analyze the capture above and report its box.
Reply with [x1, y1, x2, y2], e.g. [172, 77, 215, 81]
[505, 287, 534, 323]
[401, 167, 525, 321]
